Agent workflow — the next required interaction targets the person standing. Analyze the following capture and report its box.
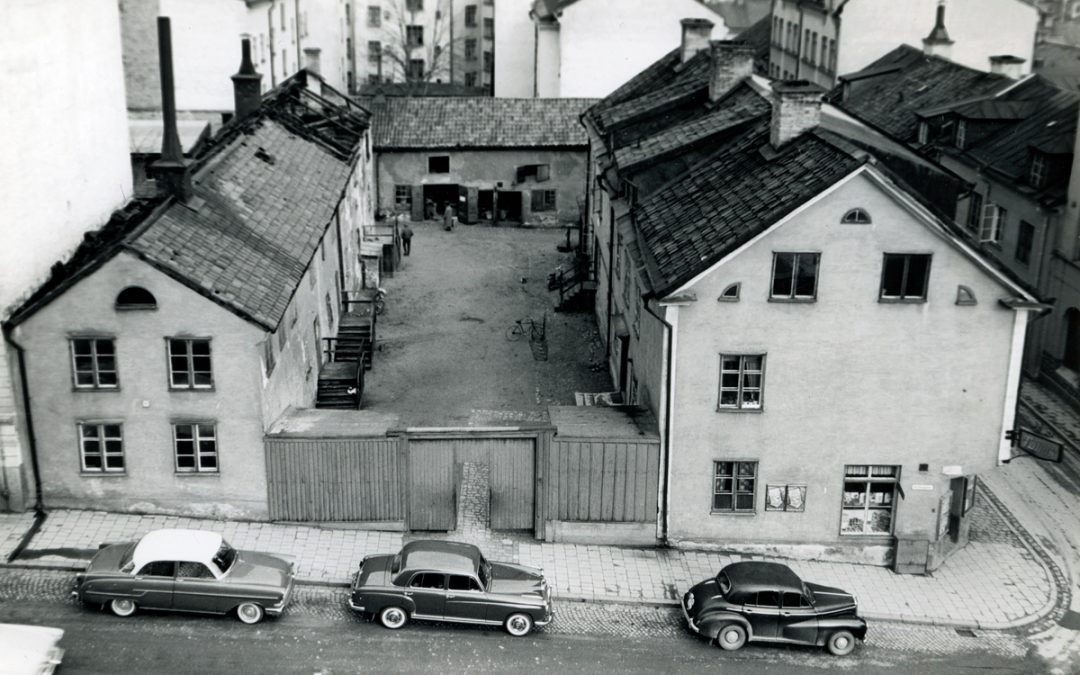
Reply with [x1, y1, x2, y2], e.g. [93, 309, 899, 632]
[443, 204, 456, 231]
[401, 223, 413, 255]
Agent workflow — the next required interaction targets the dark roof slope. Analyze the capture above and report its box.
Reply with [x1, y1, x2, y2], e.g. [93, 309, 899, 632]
[709, 0, 771, 32]
[360, 97, 597, 149]
[357, 81, 490, 97]
[736, 15, 772, 75]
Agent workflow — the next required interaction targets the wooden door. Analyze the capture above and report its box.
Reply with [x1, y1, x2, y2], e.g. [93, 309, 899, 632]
[490, 438, 535, 530]
[408, 440, 457, 530]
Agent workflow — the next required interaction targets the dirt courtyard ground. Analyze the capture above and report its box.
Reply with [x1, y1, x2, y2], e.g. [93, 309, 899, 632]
[362, 221, 613, 426]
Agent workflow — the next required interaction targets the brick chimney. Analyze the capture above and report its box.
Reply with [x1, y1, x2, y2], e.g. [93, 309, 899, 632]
[680, 18, 714, 64]
[709, 41, 755, 102]
[922, 0, 954, 60]
[231, 37, 263, 121]
[989, 55, 1025, 79]
[151, 17, 193, 201]
[770, 80, 825, 148]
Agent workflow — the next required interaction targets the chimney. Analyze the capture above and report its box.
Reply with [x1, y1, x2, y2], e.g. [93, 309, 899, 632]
[303, 47, 322, 74]
[151, 17, 193, 201]
[680, 18, 714, 64]
[922, 0, 954, 59]
[989, 54, 1026, 79]
[231, 37, 263, 121]
[770, 80, 825, 148]
[709, 41, 755, 102]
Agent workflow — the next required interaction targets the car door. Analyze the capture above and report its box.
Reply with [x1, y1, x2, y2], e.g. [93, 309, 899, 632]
[407, 572, 447, 620]
[173, 561, 226, 614]
[779, 591, 817, 643]
[130, 561, 176, 609]
[743, 590, 780, 639]
[445, 574, 487, 622]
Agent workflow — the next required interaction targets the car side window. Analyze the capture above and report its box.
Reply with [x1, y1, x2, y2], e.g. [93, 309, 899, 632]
[177, 561, 215, 579]
[448, 575, 483, 592]
[137, 561, 175, 577]
[752, 590, 780, 607]
[410, 572, 445, 590]
[782, 592, 809, 609]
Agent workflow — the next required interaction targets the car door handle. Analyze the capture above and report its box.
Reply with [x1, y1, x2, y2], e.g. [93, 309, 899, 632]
[781, 611, 791, 616]
[404, 591, 413, 596]
[447, 594, 456, 599]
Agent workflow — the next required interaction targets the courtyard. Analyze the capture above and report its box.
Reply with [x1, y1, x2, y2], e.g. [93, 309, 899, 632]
[361, 221, 613, 426]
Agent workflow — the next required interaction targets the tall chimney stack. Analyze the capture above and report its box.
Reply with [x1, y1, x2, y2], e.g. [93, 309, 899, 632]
[922, 0, 954, 60]
[709, 41, 755, 102]
[680, 18, 714, 64]
[151, 17, 193, 201]
[231, 37, 263, 121]
[989, 54, 1025, 79]
[770, 80, 825, 148]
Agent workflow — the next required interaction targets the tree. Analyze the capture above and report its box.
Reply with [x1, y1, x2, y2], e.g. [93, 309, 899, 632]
[381, 0, 454, 84]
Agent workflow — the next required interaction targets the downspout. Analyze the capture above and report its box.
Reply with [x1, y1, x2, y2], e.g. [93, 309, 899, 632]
[268, 4, 277, 87]
[449, 0, 455, 84]
[334, 207, 346, 298]
[606, 206, 615, 359]
[644, 302, 673, 543]
[3, 329, 43, 514]
[795, 5, 804, 79]
[294, 0, 302, 71]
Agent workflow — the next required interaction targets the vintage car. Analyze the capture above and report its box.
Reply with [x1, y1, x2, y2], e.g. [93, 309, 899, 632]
[0, 623, 64, 675]
[73, 528, 295, 624]
[349, 540, 553, 636]
[682, 561, 867, 656]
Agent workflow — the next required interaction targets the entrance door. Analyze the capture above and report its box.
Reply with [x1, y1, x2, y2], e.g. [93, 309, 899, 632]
[1065, 308, 1080, 370]
[489, 438, 535, 530]
[408, 441, 457, 530]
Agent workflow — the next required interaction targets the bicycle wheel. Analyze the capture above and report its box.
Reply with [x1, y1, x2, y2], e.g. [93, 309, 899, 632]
[506, 324, 524, 341]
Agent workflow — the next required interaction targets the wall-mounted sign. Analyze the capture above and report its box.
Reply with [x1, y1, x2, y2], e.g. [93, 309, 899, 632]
[942, 465, 962, 476]
[911, 484, 934, 491]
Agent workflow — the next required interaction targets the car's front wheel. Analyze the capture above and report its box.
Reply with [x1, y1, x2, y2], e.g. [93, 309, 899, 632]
[826, 629, 856, 656]
[715, 623, 747, 651]
[109, 598, 136, 617]
[379, 606, 408, 630]
[504, 612, 534, 637]
[236, 602, 265, 625]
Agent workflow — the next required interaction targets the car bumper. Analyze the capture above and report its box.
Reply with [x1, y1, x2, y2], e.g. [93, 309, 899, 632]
[266, 578, 295, 616]
[347, 597, 365, 613]
[681, 595, 699, 634]
[535, 610, 554, 627]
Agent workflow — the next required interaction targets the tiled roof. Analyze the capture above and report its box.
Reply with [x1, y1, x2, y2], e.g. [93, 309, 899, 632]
[130, 119, 350, 329]
[634, 122, 863, 292]
[360, 97, 597, 149]
[835, 45, 1011, 141]
[590, 49, 683, 116]
[598, 52, 712, 129]
[1034, 41, 1080, 93]
[357, 81, 490, 97]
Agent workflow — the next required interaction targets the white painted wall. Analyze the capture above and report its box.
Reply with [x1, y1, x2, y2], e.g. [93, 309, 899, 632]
[494, 0, 536, 97]
[161, 0, 250, 111]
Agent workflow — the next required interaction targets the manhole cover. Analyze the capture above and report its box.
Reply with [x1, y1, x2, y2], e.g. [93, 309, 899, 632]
[1059, 609, 1080, 631]
[955, 628, 977, 638]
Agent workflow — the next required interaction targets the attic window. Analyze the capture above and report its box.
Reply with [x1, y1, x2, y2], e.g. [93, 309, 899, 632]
[841, 208, 871, 225]
[428, 156, 450, 173]
[1029, 152, 1046, 188]
[956, 285, 977, 306]
[516, 164, 550, 183]
[115, 286, 157, 310]
[917, 121, 928, 145]
[955, 120, 967, 150]
[719, 283, 741, 302]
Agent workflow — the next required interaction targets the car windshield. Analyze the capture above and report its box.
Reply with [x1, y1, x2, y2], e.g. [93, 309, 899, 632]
[477, 556, 491, 590]
[212, 540, 238, 573]
[716, 572, 732, 596]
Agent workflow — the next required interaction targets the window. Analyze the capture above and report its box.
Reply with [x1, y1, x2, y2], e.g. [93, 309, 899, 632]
[137, 561, 175, 577]
[516, 163, 550, 183]
[880, 254, 931, 301]
[820, 39, 827, 71]
[115, 286, 157, 310]
[531, 189, 557, 212]
[917, 121, 928, 145]
[167, 338, 213, 389]
[71, 338, 118, 389]
[428, 156, 449, 173]
[770, 252, 819, 300]
[263, 337, 276, 376]
[980, 204, 1007, 243]
[368, 73, 381, 84]
[966, 192, 983, 232]
[368, 40, 382, 63]
[483, 50, 493, 72]
[178, 561, 216, 579]
[766, 484, 806, 512]
[841, 465, 899, 535]
[712, 461, 757, 512]
[955, 119, 967, 149]
[406, 0, 423, 10]
[79, 422, 124, 473]
[368, 5, 381, 26]
[448, 575, 482, 592]
[829, 39, 837, 73]
[410, 572, 445, 589]
[407, 58, 425, 80]
[280, 2, 286, 28]
[407, 25, 424, 47]
[840, 208, 871, 224]
[483, 17, 494, 39]
[1029, 153, 1046, 188]
[464, 72, 477, 87]
[174, 423, 218, 473]
[313, 318, 322, 366]
[465, 4, 477, 26]
[395, 185, 412, 211]
[955, 285, 977, 306]
[718, 354, 764, 410]
[719, 283, 741, 302]
[465, 38, 477, 61]
[1016, 220, 1034, 264]
[750, 590, 780, 606]
[782, 592, 811, 609]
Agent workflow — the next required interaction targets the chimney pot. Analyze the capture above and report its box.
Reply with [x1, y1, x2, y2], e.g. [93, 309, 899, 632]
[680, 18, 714, 64]
[989, 54, 1025, 79]
[150, 16, 194, 201]
[232, 37, 263, 121]
[770, 80, 825, 148]
[709, 41, 755, 102]
[923, 0, 954, 59]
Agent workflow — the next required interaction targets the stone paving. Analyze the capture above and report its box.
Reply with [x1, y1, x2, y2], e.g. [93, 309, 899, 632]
[0, 511, 34, 561]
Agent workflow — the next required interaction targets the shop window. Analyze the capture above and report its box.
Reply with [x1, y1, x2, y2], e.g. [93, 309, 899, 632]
[840, 465, 899, 535]
[712, 461, 757, 513]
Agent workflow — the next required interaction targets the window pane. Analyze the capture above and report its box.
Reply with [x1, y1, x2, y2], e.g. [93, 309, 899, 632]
[97, 371, 118, 386]
[199, 439, 216, 455]
[105, 454, 124, 470]
[772, 253, 794, 297]
[757, 591, 780, 607]
[201, 455, 218, 469]
[721, 356, 740, 371]
[794, 254, 818, 297]
[905, 255, 930, 297]
[719, 391, 738, 406]
[782, 592, 803, 609]
[716, 462, 733, 477]
[840, 511, 865, 534]
[870, 465, 898, 477]
[176, 454, 195, 468]
[716, 478, 733, 493]
[96, 341, 115, 355]
[73, 341, 92, 356]
[713, 493, 733, 511]
[742, 356, 761, 372]
[721, 373, 740, 389]
[881, 255, 905, 297]
[842, 483, 866, 506]
[83, 454, 102, 469]
[869, 483, 894, 506]
[735, 493, 755, 510]
[170, 340, 188, 357]
[737, 462, 755, 477]
[868, 509, 892, 533]
[175, 425, 193, 440]
[75, 370, 96, 386]
[741, 390, 761, 408]
[193, 371, 212, 387]
[103, 425, 121, 438]
[198, 424, 215, 438]
[191, 341, 210, 356]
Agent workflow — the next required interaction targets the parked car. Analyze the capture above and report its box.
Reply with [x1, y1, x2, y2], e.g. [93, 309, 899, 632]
[73, 528, 295, 624]
[0, 623, 64, 675]
[681, 561, 867, 656]
[349, 540, 553, 636]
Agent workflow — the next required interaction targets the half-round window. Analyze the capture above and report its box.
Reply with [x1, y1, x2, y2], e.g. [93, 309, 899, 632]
[718, 283, 741, 302]
[115, 286, 157, 310]
[841, 208, 872, 224]
[956, 285, 977, 306]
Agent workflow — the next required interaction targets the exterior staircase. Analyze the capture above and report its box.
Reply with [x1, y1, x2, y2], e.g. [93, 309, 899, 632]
[315, 294, 378, 410]
[315, 361, 363, 409]
[549, 255, 596, 312]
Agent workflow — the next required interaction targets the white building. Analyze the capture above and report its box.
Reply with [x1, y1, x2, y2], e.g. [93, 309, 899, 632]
[1, 0, 134, 511]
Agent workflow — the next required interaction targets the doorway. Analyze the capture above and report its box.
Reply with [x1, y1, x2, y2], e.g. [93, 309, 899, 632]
[1064, 308, 1080, 371]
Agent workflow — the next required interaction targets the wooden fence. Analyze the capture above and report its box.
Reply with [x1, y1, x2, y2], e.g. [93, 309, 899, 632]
[541, 437, 660, 523]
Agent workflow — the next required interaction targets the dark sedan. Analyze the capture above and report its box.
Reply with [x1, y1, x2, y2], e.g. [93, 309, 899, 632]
[349, 540, 553, 636]
[682, 561, 867, 656]
[73, 528, 295, 624]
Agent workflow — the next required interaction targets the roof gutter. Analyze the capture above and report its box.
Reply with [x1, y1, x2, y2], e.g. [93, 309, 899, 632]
[2, 327, 43, 515]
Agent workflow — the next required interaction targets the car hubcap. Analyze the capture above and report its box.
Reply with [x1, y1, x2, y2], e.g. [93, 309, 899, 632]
[388, 611, 402, 625]
[242, 606, 257, 620]
[724, 630, 739, 644]
[116, 601, 132, 613]
[511, 618, 526, 632]
[835, 637, 849, 650]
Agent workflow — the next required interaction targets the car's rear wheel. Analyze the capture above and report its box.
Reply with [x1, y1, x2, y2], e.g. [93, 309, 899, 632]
[236, 602, 265, 625]
[715, 623, 747, 651]
[504, 612, 534, 637]
[826, 629, 856, 656]
[379, 606, 408, 630]
[109, 598, 136, 617]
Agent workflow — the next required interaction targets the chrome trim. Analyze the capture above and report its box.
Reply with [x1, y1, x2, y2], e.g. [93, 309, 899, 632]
[681, 595, 699, 633]
[347, 598, 365, 612]
[411, 613, 503, 626]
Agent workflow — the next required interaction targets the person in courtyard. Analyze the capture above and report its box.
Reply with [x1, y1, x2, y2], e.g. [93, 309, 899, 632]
[401, 223, 413, 255]
[444, 203, 456, 231]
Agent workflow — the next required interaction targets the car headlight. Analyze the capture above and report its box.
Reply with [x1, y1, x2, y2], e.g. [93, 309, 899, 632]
[686, 593, 695, 610]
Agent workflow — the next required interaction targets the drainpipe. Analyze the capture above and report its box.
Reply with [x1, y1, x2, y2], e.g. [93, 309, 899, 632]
[2, 329, 43, 514]
[334, 207, 346, 301]
[795, 4, 804, 79]
[268, 4, 277, 86]
[644, 301, 673, 543]
[606, 206, 615, 359]
[294, 0, 302, 71]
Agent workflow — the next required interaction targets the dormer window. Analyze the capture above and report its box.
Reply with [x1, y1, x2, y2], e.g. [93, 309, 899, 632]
[1029, 152, 1046, 188]
[917, 121, 928, 145]
[955, 119, 967, 150]
[115, 286, 157, 310]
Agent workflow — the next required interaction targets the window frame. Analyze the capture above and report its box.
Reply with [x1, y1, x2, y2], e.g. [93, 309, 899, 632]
[115, 286, 158, 311]
[980, 204, 1007, 244]
[368, 40, 382, 63]
[531, 189, 557, 213]
[465, 4, 477, 26]
[1016, 220, 1034, 265]
[1029, 152, 1046, 188]
[173, 422, 219, 474]
[167, 337, 214, 390]
[712, 460, 758, 514]
[717, 354, 765, 411]
[966, 192, 983, 233]
[70, 337, 119, 390]
[955, 119, 967, 150]
[428, 155, 450, 174]
[879, 253, 931, 303]
[78, 421, 125, 474]
[406, 25, 424, 47]
[394, 184, 412, 211]
[840, 465, 900, 536]
[769, 252, 820, 302]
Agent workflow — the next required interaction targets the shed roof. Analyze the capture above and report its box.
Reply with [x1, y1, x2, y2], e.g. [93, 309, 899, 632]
[549, 405, 659, 439]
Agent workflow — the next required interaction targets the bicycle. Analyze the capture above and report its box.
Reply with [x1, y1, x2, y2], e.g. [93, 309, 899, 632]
[506, 318, 537, 342]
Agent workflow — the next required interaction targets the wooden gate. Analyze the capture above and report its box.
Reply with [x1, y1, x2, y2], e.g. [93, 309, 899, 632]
[407, 439, 458, 531]
[489, 438, 535, 530]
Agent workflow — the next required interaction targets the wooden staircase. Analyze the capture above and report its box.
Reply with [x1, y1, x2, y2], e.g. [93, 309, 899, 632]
[315, 292, 379, 410]
[315, 361, 363, 409]
[549, 256, 596, 312]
